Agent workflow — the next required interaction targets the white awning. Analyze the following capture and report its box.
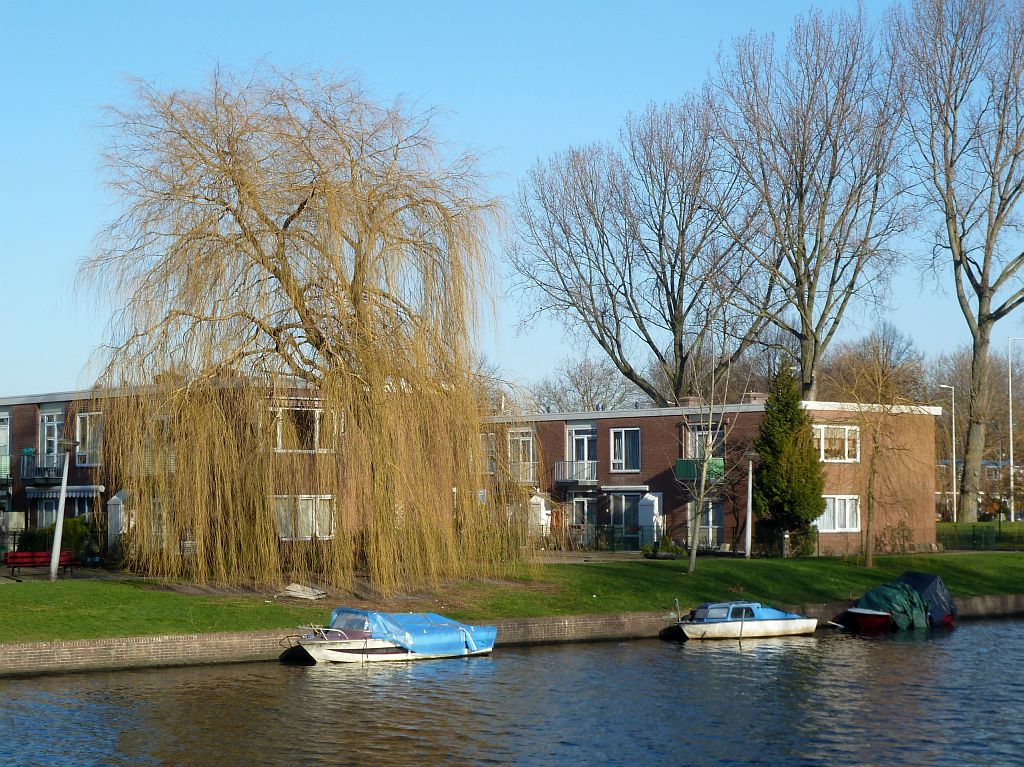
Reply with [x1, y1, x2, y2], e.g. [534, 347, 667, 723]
[26, 485, 105, 499]
[600, 485, 649, 492]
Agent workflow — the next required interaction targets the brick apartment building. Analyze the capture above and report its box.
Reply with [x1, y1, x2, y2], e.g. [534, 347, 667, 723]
[0, 387, 940, 558]
[488, 396, 940, 556]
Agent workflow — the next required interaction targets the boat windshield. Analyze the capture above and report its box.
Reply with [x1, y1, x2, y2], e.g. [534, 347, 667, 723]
[695, 606, 729, 621]
[331, 614, 371, 632]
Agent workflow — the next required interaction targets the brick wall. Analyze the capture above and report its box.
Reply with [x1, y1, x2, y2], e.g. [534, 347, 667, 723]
[2, 597, 1023, 677]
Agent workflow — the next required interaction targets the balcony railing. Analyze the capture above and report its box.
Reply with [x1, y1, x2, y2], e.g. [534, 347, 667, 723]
[19, 453, 65, 485]
[507, 461, 537, 484]
[554, 460, 598, 484]
[674, 457, 725, 483]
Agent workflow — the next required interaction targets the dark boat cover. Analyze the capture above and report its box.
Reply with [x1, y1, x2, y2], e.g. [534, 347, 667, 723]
[855, 582, 929, 630]
[895, 571, 958, 626]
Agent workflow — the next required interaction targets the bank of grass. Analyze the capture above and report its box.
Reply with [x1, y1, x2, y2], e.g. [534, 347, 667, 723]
[3, 552, 1024, 643]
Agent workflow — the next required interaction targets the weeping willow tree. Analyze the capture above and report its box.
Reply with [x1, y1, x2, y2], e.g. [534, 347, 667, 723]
[79, 66, 529, 593]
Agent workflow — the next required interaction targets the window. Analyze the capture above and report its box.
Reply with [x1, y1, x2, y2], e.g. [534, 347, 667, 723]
[567, 425, 597, 462]
[730, 606, 755, 620]
[40, 412, 64, 465]
[37, 499, 58, 528]
[813, 425, 860, 462]
[481, 433, 497, 474]
[0, 415, 9, 480]
[508, 429, 536, 482]
[270, 407, 337, 452]
[815, 496, 860, 532]
[689, 428, 724, 459]
[273, 495, 334, 540]
[76, 412, 104, 466]
[609, 493, 640, 531]
[610, 428, 641, 472]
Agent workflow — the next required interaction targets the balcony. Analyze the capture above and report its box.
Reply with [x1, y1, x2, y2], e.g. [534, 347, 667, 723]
[19, 453, 65, 485]
[554, 460, 598, 486]
[0, 454, 9, 487]
[674, 457, 725, 484]
[506, 461, 538, 485]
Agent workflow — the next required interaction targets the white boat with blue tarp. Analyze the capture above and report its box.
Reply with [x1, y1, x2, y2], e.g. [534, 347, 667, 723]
[678, 601, 817, 640]
[284, 608, 498, 664]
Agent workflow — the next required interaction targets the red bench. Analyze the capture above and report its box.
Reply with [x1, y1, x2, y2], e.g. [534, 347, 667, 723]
[2, 550, 78, 577]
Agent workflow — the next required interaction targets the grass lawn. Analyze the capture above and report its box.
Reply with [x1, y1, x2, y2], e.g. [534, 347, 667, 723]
[442, 552, 1024, 621]
[0, 580, 331, 644]
[2, 552, 1024, 643]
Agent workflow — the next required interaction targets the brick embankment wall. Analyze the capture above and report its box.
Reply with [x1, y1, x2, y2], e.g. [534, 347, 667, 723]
[4, 597, 1024, 678]
[0, 630, 292, 678]
[957, 594, 1024, 619]
[491, 611, 677, 646]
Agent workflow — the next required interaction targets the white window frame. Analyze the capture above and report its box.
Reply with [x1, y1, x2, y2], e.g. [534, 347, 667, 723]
[0, 414, 9, 480]
[813, 424, 860, 463]
[76, 412, 104, 466]
[815, 495, 861, 533]
[610, 427, 641, 472]
[688, 427, 724, 459]
[508, 428, 535, 466]
[270, 407, 337, 453]
[37, 499, 58, 529]
[481, 432, 497, 474]
[40, 411, 64, 462]
[566, 424, 597, 462]
[273, 495, 334, 540]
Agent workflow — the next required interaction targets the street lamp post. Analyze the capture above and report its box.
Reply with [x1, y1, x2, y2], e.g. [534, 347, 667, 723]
[939, 385, 956, 524]
[48, 439, 78, 581]
[744, 450, 758, 559]
[1010, 338, 1024, 522]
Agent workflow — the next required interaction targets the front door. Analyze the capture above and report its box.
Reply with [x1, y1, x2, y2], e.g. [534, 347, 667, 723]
[571, 495, 594, 547]
[609, 493, 641, 550]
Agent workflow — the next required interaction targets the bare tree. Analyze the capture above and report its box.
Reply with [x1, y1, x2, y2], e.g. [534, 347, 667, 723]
[509, 95, 771, 407]
[820, 323, 926, 566]
[818, 321, 926, 403]
[530, 356, 650, 412]
[714, 6, 910, 400]
[894, 0, 1024, 522]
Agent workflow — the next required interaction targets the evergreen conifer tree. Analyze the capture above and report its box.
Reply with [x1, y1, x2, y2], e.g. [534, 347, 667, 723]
[753, 368, 825, 553]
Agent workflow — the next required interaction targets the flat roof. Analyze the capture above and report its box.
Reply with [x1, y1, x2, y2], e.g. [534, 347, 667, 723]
[488, 400, 942, 422]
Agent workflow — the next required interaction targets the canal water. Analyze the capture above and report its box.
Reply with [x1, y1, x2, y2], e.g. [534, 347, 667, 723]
[2, 620, 1023, 766]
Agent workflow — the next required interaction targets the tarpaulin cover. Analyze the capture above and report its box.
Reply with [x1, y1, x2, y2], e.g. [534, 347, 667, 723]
[895, 571, 958, 626]
[856, 582, 929, 630]
[330, 608, 497, 655]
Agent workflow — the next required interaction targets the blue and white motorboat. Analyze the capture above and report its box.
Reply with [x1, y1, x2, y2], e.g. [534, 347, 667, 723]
[678, 601, 818, 640]
[285, 608, 498, 664]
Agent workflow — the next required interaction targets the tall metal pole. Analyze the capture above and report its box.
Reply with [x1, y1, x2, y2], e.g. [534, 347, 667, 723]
[48, 451, 70, 581]
[940, 385, 956, 524]
[745, 457, 753, 559]
[1010, 339, 1024, 522]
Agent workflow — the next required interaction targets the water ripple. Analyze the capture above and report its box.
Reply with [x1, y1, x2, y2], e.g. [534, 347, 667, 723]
[1, 621, 1023, 765]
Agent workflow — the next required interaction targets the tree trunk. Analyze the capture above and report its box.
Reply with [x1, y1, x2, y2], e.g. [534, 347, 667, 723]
[959, 329, 992, 523]
[687, 463, 708, 574]
[863, 423, 879, 568]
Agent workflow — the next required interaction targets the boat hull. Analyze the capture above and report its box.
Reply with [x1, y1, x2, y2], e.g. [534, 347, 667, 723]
[680, 617, 818, 640]
[840, 607, 897, 634]
[298, 637, 494, 664]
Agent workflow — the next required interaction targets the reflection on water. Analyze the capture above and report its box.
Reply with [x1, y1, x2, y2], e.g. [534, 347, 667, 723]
[2, 622, 1023, 766]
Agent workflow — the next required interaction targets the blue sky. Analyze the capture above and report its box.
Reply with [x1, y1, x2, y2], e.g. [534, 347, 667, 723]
[0, 0, 994, 396]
